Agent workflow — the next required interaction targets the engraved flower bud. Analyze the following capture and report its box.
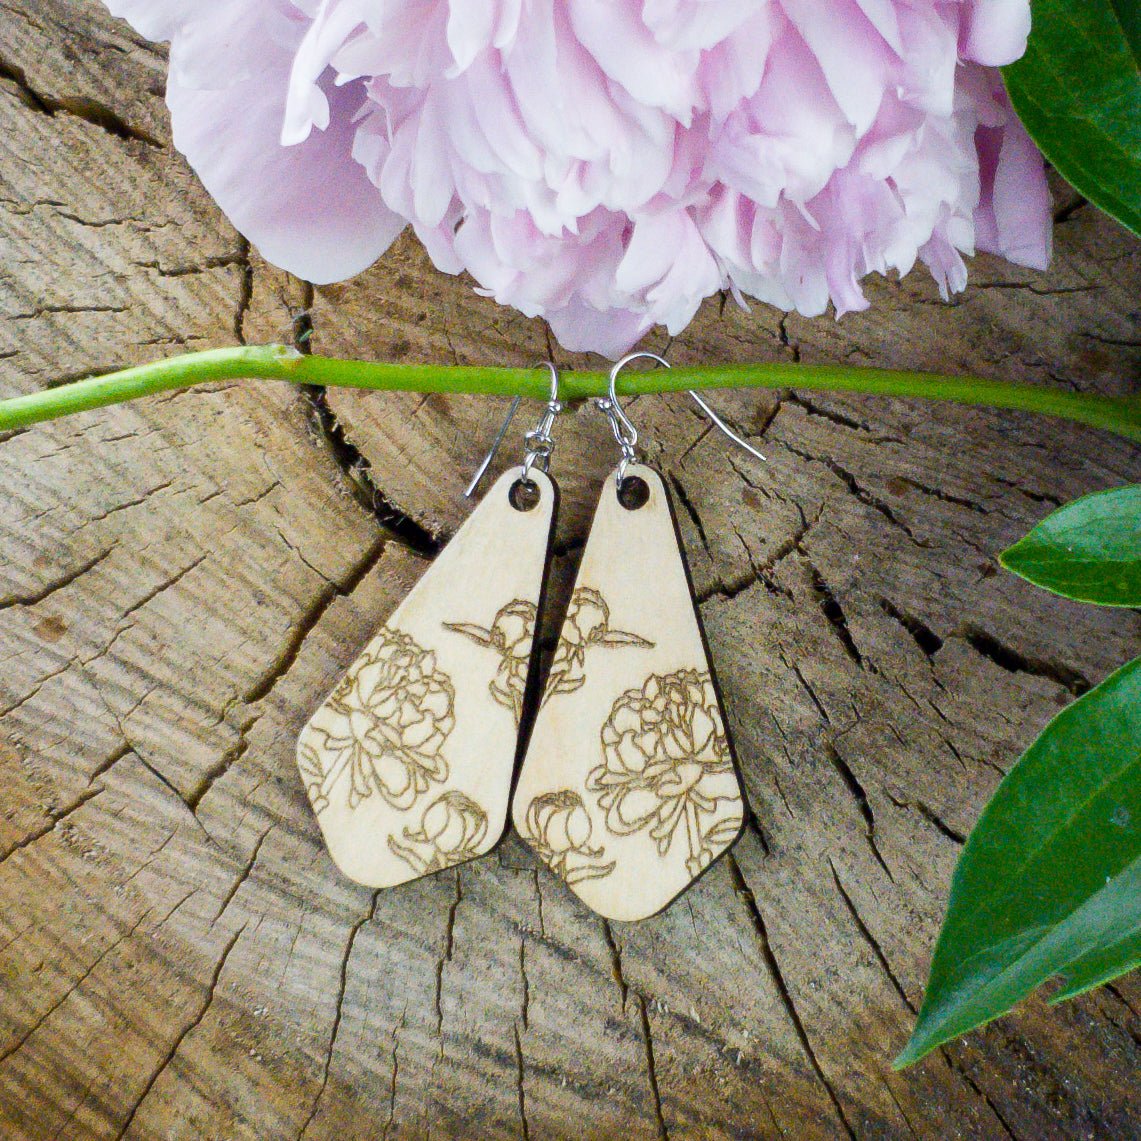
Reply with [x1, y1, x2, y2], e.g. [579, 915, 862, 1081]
[444, 600, 537, 725]
[526, 790, 594, 856]
[418, 791, 488, 857]
[544, 588, 651, 704]
[488, 599, 538, 717]
[522, 789, 614, 885]
[564, 588, 610, 651]
[489, 600, 536, 657]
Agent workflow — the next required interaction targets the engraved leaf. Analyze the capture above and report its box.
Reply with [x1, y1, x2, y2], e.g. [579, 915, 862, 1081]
[442, 621, 495, 646]
[597, 630, 655, 648]
[566, 860, 618, 885]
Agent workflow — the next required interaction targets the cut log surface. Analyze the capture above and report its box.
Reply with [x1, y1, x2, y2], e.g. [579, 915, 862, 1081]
[1, 3, 1139, 1138]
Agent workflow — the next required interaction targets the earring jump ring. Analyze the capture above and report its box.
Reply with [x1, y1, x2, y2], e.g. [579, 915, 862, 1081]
[465, 362, 563, 498]
[599, 352, 667, 484]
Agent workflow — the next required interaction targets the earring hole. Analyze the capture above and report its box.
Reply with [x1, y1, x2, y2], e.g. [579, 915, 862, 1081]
[617, 475, 650, 510]
[509, 478, 542, 512]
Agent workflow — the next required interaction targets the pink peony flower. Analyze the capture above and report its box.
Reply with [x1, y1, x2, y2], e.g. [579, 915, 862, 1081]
[105, 0, 1052, 356]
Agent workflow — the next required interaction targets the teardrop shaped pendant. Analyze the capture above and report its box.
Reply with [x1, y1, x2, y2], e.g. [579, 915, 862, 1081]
[514, 464, 745, 921]
[299, 467, 556, 887]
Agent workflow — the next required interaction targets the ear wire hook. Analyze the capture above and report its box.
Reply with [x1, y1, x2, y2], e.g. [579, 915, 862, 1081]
[465, 395, 521, 498]
[465, 362, 561, 498]
[520, 362, 563, 483]
[687, 390, 766, 463]
[596, 352, 655, 485]
[597, 352, 766, 483]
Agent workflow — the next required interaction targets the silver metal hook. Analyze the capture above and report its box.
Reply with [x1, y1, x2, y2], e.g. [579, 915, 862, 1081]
[521, 362, 563, 482]
[596, 352, 662, 484]
[597, 352, 765, 474]
[464, 395, 520, 498]
[688, 390, 766, 463]
[464, 362, 562, 498]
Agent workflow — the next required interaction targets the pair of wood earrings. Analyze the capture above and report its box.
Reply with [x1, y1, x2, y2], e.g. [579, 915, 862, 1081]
[297, 356, 761, 921]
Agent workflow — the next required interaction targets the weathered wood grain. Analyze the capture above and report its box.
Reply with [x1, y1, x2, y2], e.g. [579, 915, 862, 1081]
[1, 2, 1139, 1138]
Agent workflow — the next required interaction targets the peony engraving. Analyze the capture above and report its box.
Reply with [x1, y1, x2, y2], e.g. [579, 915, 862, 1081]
[443, 599, 537, 726]
[300, 626, 455, 814]
[520, 790, 616, 886]
[543, 587, 653, 705]
[587, 669, 742, 878]
[388, 791, 489, 875]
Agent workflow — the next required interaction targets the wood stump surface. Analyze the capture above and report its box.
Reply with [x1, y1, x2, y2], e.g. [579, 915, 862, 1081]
[1, 3, 1139, 1138]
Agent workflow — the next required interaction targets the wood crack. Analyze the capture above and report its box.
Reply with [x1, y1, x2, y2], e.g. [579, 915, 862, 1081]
[86, 480, 175, 525]
[289, 297, 441, 555]
[785, 441, 930, 549]
[513, 1021, 530, 1141]
[787, 393, 873, 435]
[600, 919, 629, 1013]
[885, 791, 966, 846]
[782, 650, 830, 724]
[823, 742, 893, 881]
[829, 859, 914, 1013]
[435, 869, 462, 1038]
[210, 826, 271, 924]
[0, 657, 73, 718]
[186, 534, 386, 811]
[518, 937, 530, 1031]
[0, 787, 104, 866]
[300, 387, 441, 557]
[119, 553, 206, 621]
[879, 598, 943, 659]
[881, 1076, 920, 1138]
[636, 994, 669, 1141]
[132, 253, 247, 278]
[0, 906, 152, 1067]
[0, 548, 113, 610]
[299, 892, 378, 1139]
[233, 237, 253, 345]
[0, 54, 162, 147]
[725, 853, 857, 1139]
[957, 624, 1090, 697]
[804, 556, 865, 668]
[114, 921, 248, 1140]
[382, 1010, 405, 1141]
[941, 1055, 1018, 1140]
[666, 471, 715, 571]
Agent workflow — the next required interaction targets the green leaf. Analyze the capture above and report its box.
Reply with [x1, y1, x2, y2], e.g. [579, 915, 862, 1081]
[1109, 0, 1141, 64]
[896, 657, 1141, 1068]
[1004, 0, 1141, 238]
[999, 485, 1141, 606]
[1049, 906, 1141, 1002]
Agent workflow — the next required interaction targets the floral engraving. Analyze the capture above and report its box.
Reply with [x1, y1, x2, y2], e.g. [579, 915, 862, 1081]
[587, 670, 742, 877]
[444, 599, 537, 726]
[520, 790, 616, 885]
[543, 587, 653, 704]
[388, 791, 489, 875]
[301, 626, 455, 813]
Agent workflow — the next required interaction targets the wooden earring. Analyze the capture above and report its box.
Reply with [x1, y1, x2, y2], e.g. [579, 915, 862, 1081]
[298, 377, 563, 888]
[514, 356, 754, 921]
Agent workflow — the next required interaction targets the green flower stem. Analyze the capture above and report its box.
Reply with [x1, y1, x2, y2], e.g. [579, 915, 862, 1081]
[2, 343, 1140, 441]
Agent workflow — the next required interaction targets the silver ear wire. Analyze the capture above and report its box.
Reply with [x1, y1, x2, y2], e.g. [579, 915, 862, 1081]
[465, 395, 521, 498]
[597, 352, 766, 482]
[465, 362, 562, 498]
[521, 362, 562, 482]
[687, 390, 766, 462]
[596, 352, 653, 485]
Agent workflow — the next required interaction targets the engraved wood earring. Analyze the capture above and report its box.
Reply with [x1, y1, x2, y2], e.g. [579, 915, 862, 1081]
[514, 355, 758, 922]
[297, 369, 563, 888]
